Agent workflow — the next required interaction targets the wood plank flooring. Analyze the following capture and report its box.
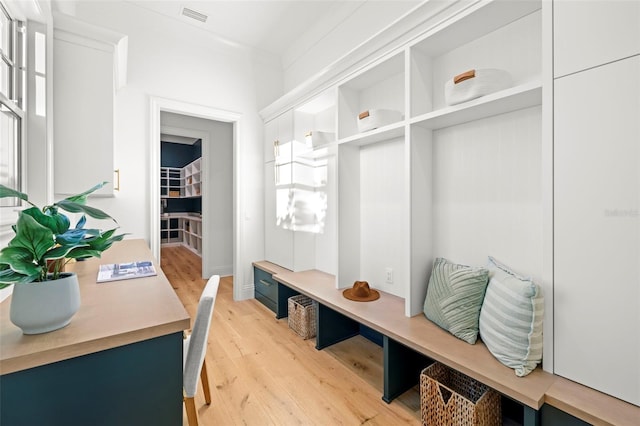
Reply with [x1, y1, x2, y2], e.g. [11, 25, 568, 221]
[161, 245, 421, 425]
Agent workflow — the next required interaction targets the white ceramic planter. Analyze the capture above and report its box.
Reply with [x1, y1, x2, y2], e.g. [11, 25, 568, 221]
[10, 273, 81, 334]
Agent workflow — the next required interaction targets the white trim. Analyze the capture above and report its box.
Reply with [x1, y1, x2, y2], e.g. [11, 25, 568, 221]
[541, 0, 554, 374]
[149, 97, 244, 300]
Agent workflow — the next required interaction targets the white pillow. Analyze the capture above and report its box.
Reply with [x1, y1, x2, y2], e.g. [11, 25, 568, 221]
[479, 256, 543, 377]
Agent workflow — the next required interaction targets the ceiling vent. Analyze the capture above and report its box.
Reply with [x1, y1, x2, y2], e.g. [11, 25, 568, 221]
[181, 7, 208, 23]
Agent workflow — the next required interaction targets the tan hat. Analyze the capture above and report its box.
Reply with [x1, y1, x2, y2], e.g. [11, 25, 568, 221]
[342, 281, 380, 302]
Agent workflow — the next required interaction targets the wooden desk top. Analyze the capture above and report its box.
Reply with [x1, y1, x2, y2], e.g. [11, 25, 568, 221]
[273, 268, 556, 410]
[0, 239, 190, 375]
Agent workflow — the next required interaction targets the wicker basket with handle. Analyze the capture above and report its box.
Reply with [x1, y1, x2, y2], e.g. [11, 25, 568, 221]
[420, 362, 501, 426]
[287, 295, 317, 340]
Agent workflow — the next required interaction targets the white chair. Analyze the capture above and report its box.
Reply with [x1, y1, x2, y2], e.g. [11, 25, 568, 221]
[183, 275, 220, 426]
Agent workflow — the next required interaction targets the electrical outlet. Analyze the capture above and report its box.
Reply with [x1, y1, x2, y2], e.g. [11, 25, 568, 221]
[385, 268, 393, 284]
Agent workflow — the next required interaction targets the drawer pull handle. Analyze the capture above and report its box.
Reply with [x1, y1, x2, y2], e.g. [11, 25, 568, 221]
[259, 279, 273, 287]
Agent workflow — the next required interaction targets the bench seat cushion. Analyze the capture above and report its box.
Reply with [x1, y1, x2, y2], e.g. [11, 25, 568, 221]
[479, 256, 544, 377]
[423, 257, 490, 344]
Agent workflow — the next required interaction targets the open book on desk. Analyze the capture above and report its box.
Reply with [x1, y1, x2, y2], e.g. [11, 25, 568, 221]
[97, 261, 157, 283]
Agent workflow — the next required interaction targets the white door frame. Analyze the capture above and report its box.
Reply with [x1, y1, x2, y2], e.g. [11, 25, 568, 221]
[149, 97, 241, 293]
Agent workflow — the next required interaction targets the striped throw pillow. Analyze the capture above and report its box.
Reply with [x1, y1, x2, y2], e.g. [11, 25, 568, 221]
[423, 257, 490, 344]
[479, 256, 543, 377]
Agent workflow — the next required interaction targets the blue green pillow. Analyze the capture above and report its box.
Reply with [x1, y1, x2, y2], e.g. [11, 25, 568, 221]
[479, 256, 543, 377]
[423, 257, 490, 344]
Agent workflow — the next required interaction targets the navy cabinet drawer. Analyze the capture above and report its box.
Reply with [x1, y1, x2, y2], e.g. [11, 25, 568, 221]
[254, 267, 277, 311]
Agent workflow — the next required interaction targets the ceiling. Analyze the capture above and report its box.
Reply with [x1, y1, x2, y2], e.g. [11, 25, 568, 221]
[127, 0, 417, 58]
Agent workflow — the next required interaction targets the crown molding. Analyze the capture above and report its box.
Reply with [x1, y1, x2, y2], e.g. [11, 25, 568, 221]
[53, 12, 128, 90]
[259, 0, 474, 122]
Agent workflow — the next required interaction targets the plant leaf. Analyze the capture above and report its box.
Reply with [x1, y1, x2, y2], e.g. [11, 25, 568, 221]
[22, 207, 70, 235]
[8, 213, 56, 261]
[76, 215, 87, 229]
[66, 247, 103, 260]
[44, 244, 89, 260]
[63, 182, 107, 204]
[56, 228, 89, 245]
[0, 184, 29, 202]
[0, 264, 39, 285]
[0, 246, 41, 276]
[55, 199, 117, 222]
[86, 230, 126, 252]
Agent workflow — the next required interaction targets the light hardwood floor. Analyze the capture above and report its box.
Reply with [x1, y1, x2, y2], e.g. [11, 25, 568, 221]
[161, 245, 421, 425]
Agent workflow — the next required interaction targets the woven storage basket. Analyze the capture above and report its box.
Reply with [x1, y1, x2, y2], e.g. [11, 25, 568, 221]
[420, 362, 501, 426]
[288, 295, 317, 339]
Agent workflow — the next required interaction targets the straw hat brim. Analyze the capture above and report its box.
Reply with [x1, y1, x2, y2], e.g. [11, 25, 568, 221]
[342, 287, 380, 302]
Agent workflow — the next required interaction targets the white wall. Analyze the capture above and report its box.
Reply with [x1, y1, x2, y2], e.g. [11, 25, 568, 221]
[53, 0, 283, 295]
[160, 112, 233, 277]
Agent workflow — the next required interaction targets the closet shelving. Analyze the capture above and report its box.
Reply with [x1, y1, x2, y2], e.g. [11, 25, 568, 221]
[160, 167, 182, 197]
[183, 158, 202, 198]
[160, 157, 202, 198]
[182, 216, 202, 255]
[160, 157, 203, 256]
[160, 214, 202, 256]
[160, 216, 182, 244]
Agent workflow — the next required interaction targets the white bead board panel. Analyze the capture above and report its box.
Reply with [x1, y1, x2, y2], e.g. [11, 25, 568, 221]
[359, 136, 406, 299]
[431, 106, 543, 285]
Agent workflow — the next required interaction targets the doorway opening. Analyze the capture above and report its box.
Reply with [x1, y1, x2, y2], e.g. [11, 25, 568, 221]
[150, 97, 241, 293]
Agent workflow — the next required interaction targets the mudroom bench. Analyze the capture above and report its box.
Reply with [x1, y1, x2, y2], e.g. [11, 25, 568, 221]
[252, 261, 640, 426]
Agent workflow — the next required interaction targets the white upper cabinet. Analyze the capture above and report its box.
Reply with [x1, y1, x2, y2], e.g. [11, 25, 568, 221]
[554, 0, 640, 77]
[264, 110, 293, 164]
[554, 55, 640, 407]
[53, 15, 126, 197]
[53, 35, 114, 196]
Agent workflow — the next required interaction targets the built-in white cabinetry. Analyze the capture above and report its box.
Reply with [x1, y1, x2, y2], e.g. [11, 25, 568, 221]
[265, 97, 337, 273]
[554, 0, 640, 405]
[338, 1, 542, 317]
[338, 52, 404, 141]
[264, 161, 294, 269]
[336, 52, 411, 311]
[264, 0, 545, 318]
[264, 111, 295, 270]
[553, 0, 640, 78]
[53, 29, 114, 196]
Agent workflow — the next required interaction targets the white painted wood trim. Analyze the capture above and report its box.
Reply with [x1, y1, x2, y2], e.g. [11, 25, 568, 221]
[149, 97, 247, 300]
[53, 12, 128, 90]
[541, 0, 554, 374]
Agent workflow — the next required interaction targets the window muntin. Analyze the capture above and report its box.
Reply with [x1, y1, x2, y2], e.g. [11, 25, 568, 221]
[0, 1, 25, 207]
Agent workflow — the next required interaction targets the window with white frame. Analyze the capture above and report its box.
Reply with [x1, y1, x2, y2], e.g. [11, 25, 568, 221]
[0, 1, 25, 207]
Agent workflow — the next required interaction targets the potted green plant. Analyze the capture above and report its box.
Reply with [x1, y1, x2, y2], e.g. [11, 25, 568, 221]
[0, 182, 124, 334]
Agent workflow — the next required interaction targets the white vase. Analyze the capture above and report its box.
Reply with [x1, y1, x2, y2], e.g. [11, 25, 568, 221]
[10, 273, 81, 334]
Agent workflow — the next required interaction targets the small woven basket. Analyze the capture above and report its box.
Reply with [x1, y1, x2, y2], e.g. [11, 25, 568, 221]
[287, 295, 317, 340]
[420, 362, 501, 426]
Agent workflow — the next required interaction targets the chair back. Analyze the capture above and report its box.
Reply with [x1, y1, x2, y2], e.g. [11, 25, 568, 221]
[184, 275, 220, 397]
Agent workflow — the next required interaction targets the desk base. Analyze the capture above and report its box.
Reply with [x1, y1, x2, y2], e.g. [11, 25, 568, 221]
[0, 332, 183, 426]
